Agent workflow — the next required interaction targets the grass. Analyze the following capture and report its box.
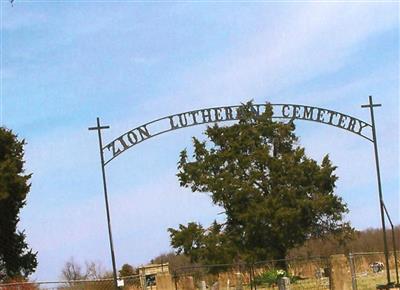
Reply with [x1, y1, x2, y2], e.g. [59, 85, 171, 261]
[355, 270, 398, 290]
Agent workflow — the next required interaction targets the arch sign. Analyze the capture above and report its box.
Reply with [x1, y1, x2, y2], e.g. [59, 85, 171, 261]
[89, 96, 397, 289]
[103, 103, 373, 165]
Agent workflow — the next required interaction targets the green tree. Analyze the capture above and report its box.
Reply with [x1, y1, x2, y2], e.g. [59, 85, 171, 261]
[119, 264, 140, 287]
[169, 221, 235, 266]
[119, 263, 136, 277]
[169, 102, 352, 267]
[0, 128, 37, 281]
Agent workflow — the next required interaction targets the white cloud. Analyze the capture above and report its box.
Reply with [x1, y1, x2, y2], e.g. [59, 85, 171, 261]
[92, 3, 397, 126]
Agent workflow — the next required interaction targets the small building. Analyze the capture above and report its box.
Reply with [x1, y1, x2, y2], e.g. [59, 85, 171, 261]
[138, 263, 169, 289]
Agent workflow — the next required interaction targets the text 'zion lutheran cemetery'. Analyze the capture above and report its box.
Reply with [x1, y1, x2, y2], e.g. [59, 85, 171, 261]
[103, 104, 372, 164]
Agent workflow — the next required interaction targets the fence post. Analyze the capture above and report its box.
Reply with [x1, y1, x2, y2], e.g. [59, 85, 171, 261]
[156, 273, 175, 290]
[252, 265, 257, 290]
[329, 254, 352, 290]
[349, 253, 357, 290]
[142, 273, 147, 290]
[173, 271, 178, 290]
[236, 265, 243, 290]
[248, 264, 253, 290]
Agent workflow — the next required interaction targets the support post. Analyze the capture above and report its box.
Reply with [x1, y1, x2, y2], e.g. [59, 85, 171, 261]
[89, 117, 118, 290]
[361, 96, 391, 286]
[249, 264, 253, 290]
[382, 202, 399, 286]
[349, 253, 357, 290]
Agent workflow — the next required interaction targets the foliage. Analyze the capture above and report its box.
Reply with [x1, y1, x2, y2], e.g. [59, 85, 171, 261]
[118, 263, 140, 287]
[289, 226, 400, 258]
[0, 127, 37, 281]
[169, 102, 352, 267]
[119, 263, 136, 277]
[169, 221, 235, 266]
[253, 269, 285, 286]
[254, 269, 299, 286]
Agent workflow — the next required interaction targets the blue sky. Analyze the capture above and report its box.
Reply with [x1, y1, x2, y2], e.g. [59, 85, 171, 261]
[1, 0, 399, 281]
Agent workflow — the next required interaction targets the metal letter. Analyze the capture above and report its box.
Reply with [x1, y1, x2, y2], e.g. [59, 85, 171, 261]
[356, 120, 369, 135]
[214, 108, 223, 121]
[127, 131, 138, 145]
[169, 116, 180, 130]
[178, 113, 188, 127]
[106, 141, 120, 158]
[303, 106, 314, 120]
[347, 118, 357, 132]
[224, 107, 234, 120]
[251, 105, 261, 116]
[327, 111, 338, 125]
[316, 108, 326, 122]
[293, 105, 301, 119]
[201, 109, 213, 123]
[189, 111, 199, 124]
[337, 114, 348, 129]
[282, 105, 291, 118]
[137, 126, 151, 140]
[116, 137, 129, 153]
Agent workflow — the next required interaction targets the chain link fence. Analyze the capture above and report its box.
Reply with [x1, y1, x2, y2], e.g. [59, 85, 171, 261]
[1, 252, 399, 290]
[349, 251, 399, 290]
[0, 257, 330, 290]
[172, 257, 330, 290]
[0, 275, 141, 290]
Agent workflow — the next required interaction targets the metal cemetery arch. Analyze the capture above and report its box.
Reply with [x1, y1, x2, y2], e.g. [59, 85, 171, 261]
[102, 103, 373, 165]
[89, 96, 398, 289]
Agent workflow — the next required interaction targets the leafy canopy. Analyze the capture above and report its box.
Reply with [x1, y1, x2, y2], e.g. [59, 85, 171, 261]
[169, 102, 351, 265]
[119, 264, 136, 277]
[0, 128, 37, 281]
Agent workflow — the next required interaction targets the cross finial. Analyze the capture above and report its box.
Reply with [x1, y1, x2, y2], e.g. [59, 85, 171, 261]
[361, 95, 382, 109]
[88, 117, 110, 132]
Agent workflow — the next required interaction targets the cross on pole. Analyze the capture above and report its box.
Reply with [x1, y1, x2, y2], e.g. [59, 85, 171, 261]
[361, 96, 391, 286]
[88, 118, 111, 134]
[361, 95, 382, 110]
[88, 118, 118, 290]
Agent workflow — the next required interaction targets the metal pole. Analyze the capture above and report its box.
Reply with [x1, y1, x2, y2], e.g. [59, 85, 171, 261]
[361, 96, 390, 285]
[382, 202, 399, 285]
[89, 117, 119, 290]
[349, 253, 357, 290]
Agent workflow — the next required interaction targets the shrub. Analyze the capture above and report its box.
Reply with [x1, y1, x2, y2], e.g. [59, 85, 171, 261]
[254, 269, 299, 286]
